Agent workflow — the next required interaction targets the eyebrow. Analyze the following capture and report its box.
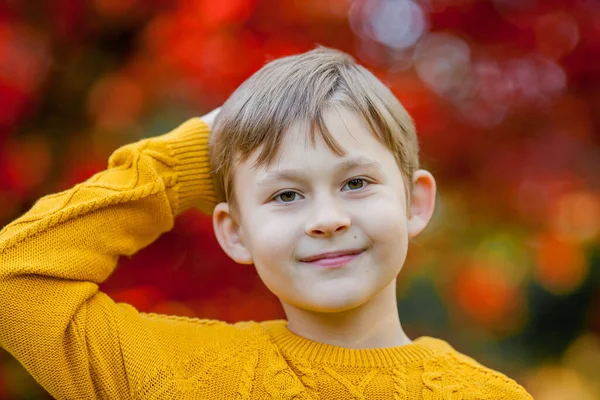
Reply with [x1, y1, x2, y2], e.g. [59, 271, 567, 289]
[255, 156, 383, 189]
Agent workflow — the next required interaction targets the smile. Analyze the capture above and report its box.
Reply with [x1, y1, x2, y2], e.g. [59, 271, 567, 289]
[302, 250, 364, 268]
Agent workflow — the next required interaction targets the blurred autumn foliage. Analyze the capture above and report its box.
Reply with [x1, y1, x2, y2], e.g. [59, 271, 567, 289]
[1, 0, 599, 398]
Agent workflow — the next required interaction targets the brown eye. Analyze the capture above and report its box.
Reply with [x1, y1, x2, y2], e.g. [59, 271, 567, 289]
[277, 191, 297, 203]
[345, 179, 365, 190]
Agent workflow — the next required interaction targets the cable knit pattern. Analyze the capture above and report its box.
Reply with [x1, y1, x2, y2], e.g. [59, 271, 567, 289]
[323, 366, 379, 399]
[236, 346, 258, 400]
[421, 352, 533, 400]
[263, 346, 308, 399]
[286, 356, 319, 399]
[392, 365, 408, 399]
[0, 118, 533, 399]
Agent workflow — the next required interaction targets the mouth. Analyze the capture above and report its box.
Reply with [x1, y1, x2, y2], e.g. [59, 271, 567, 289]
[300, 248, 365, 263]
[300, 249, 365, 268]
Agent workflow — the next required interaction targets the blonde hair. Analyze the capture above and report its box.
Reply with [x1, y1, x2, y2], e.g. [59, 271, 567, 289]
[208, 46, 419, 218]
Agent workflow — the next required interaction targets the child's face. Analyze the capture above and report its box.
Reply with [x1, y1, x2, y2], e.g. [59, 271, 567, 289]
[214, 107, 431, 313]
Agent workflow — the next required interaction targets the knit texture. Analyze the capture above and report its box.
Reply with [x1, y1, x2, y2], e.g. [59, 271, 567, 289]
[0, 118, 533, 399]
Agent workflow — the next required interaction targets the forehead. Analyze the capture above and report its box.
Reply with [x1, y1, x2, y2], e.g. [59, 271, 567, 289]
[255, 107, 391, 172]
[229, 108, 400, 202]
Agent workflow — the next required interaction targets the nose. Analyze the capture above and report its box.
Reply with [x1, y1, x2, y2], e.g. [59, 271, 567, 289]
[305, 195, 351, 238]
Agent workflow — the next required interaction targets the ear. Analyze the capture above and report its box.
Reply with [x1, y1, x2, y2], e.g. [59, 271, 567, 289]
[407, 169, 437, 238]
[212, 202, 254, 265]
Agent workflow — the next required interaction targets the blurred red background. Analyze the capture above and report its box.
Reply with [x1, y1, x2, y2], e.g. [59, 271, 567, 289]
[1, 0, 599, 398]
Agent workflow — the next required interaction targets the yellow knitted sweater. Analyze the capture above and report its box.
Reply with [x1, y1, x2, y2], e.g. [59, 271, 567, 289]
[0, 119, 533, 399]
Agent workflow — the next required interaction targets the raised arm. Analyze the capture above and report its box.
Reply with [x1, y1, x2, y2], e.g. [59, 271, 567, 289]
[0, 115, 217, 399]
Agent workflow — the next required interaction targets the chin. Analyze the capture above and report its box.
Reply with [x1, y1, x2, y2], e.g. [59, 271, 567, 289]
[297, 292, 370, 314]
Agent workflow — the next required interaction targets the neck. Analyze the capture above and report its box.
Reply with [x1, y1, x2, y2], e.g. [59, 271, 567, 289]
[281, 279, 412, 349]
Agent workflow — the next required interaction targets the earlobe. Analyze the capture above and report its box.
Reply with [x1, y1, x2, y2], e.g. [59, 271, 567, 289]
[212, 202, 254, 265]
[407, 170, 437, 238]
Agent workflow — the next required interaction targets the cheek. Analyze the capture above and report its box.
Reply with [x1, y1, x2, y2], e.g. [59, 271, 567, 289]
[245, 213, 302, 297]
[247, 212, 299, 264]
[361, 193, 408, 238]
[358, 195, 409, 267]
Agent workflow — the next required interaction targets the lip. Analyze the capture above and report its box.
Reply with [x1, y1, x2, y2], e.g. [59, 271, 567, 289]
[301, 248, 365, 262]
[300, 249, 365, 268]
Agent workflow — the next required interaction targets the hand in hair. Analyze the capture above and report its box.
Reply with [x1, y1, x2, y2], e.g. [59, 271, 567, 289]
[200, 107, 221, 130]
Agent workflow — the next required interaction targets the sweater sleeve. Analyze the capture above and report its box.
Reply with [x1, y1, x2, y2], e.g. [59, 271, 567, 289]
[0, 118, 217, 399]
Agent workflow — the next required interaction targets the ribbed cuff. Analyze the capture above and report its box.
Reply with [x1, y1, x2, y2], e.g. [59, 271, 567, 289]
[159, 118, 217, 216]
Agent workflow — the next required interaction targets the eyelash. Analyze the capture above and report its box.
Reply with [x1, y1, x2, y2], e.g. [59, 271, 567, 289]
[271, 178, 372, 204]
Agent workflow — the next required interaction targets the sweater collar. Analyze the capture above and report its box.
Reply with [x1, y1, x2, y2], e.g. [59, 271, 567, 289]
[260, 319, 452, 368]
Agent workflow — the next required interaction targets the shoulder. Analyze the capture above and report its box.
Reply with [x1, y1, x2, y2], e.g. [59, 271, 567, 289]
[421, 343, 532, 400]
[130, 314, 276, 397]
[138, 312, 268, 347]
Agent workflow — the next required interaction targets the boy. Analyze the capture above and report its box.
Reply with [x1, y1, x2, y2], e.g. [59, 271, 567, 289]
[0, 47, 532, 399]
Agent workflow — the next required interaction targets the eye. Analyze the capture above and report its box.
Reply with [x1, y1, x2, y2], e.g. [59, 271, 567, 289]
[271, 178, 370, 204]
[273, 191, 301, 203]
[343, 178, 369, 191]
